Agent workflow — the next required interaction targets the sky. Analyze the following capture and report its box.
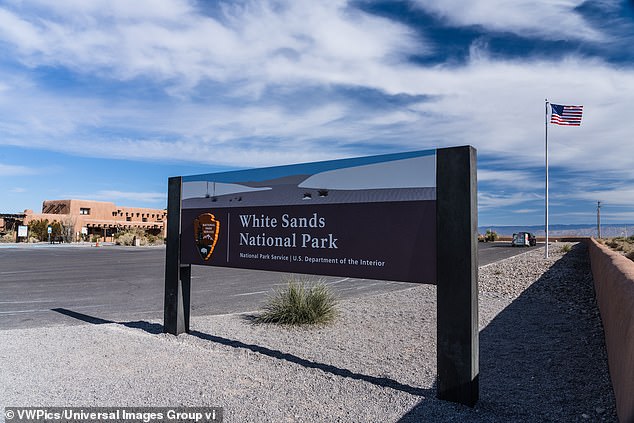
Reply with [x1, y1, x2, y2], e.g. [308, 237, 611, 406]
[1, 0, 634, 227]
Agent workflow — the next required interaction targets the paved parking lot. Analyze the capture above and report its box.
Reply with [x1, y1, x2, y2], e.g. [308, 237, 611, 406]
[0, 242, 536, 330]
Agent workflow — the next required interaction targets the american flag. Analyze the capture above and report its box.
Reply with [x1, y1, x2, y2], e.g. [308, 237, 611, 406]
[550, 104, 583, 126]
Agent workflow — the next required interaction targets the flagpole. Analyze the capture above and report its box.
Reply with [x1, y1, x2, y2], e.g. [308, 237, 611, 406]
[545, 99, 549, 259]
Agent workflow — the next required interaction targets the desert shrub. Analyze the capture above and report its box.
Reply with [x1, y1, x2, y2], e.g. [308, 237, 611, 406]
[114, 228, 162, 246]
[560, 243, 572, 253]
[26, 219, 69, 241]
[254, 278, 338, 325]
[28, 219, 49, 241]
[115, 231, 136, 246]
[485, 229, 499, 242]
[603, 237, 634, 257]
[0, 231, 16, 243]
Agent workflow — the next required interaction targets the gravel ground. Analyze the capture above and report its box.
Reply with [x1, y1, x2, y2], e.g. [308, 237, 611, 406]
[0, 243, 617, 422]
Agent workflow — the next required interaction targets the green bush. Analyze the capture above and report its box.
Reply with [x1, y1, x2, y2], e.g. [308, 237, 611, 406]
[28, 219, 49, 241]
[27, 219, 69, 241]
[560, 243, 572, 253]
[254, 279, 338, 326]
[485, 229, 499, 242]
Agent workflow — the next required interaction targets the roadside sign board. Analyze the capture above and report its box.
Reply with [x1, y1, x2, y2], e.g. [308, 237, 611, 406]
[17, 225, 28, 238]
[47, 226, 52, 234]
[165, 146, 478, 407]
[179, 149, 436, 283]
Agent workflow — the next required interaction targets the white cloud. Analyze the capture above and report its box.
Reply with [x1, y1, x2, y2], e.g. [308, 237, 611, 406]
[69, 190, 166, 205]
[0, 163, 36, 176]
[0, 7, 44, 52]
[600, 210, 634, 223]
[2, 51, 634, 178]
[566, 186, 634, 206]
[0, 0, 423, 93]
[478, 169, 543, 190]
[0, 0, 632, 221]
[410, 0, 605, 42]
[513, 209, 540, 214]
[478, 192, 540, 210]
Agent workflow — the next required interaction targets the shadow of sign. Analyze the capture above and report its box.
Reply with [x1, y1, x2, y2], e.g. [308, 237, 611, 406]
[51, 308, 164, 335]
[397, 243, 617, 422]
[51, 307, 431, 398]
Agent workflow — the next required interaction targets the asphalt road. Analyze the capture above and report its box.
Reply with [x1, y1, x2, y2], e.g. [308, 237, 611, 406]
[0, 242, 536, 330]
[478, 241, 540, 266]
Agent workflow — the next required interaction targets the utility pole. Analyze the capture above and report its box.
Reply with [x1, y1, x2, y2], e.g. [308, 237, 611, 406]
[597, 201, 602, 239]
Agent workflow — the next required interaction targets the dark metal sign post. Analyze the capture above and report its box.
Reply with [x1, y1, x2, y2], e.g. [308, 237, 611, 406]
[164, 176, 191, 335]
[436, 146, 478, 406]
[164, 146, 478, 407]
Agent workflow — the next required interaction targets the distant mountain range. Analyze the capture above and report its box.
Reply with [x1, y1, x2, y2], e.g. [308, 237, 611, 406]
[478, 224, 634, 238]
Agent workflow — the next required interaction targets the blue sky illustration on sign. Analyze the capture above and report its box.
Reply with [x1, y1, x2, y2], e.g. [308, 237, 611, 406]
[1, 1, 633, 226]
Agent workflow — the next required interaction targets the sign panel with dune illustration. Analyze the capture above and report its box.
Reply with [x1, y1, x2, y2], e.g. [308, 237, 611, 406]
[180, 149, 437, 283]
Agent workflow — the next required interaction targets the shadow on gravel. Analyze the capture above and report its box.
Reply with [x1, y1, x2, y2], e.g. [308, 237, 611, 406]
[52, 307, 430, 398]
[398, 243, 617, 423]
[51, 308, 163, 335]
[189, 329, 432, 397]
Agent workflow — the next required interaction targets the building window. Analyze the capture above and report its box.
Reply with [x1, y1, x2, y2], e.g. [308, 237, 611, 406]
[112, 212, 117, 217]
[142, 217, 148, 222]
[126, 216, 131, 222]
[80, 208, 91, 215]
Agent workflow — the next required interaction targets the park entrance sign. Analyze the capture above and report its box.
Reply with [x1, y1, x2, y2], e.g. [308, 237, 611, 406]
[164, 146, 478, 406]
[181, 149, 437, 282]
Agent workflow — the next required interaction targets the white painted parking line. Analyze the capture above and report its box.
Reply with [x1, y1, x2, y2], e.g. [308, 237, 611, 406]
[232, 290, 269, 297]
[0, 270, 36, 275]
[0, 304, 110, 315]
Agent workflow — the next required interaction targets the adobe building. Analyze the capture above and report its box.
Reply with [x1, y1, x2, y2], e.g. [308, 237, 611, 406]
[0, 212, 27, 233]
[22, 199, 167, 241]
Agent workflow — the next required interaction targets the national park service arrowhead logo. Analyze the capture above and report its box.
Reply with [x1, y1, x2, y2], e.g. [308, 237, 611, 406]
[194, 213, 220, 261]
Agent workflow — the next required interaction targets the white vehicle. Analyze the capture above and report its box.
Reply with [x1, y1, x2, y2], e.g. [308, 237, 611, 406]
[512, 232, 536, 247]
